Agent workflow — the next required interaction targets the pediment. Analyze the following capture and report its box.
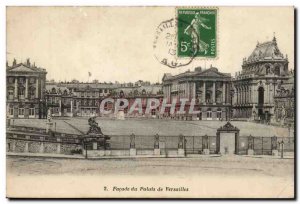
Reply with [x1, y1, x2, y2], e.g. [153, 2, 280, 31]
[8, 64, 36, 72]
[196, 69, 229, 78]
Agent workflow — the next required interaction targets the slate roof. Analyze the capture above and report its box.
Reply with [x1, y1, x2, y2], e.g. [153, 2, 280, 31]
[246, 37, 285, 62]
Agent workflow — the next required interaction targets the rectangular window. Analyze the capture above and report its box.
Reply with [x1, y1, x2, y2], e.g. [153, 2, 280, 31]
[29, 108, 35, 116]
[8, 90, 14, 100]
[9, 108, 13, 116]
[19, 89, 25, 99]
[18, 108, 24, 116]
[207, 111, 212, 118]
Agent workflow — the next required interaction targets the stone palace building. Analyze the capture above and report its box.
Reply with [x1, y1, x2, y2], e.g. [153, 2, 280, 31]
[6, 36, 294, 125]
[6, 59, 47, 119]
[232, 36, 292, 123]
[162, 66, 232, 120]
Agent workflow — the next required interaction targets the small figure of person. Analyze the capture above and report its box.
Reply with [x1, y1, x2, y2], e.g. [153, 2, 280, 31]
[184, 12, 211, 54]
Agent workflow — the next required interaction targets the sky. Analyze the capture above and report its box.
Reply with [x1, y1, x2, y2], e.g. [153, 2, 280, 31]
[6, 6, 294, 83]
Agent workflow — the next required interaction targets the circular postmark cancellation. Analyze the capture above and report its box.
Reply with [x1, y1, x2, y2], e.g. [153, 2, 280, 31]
[153, 18, 199, 68]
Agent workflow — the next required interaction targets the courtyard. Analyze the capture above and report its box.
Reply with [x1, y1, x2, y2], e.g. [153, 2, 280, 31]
[10, 117, 293, 137]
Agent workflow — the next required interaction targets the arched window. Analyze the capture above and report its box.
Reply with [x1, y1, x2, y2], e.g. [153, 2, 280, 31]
[29, 87, 35, 99]
[265, 65, 270, 75]
[206, 90, 212, 103]
[274, 66, 280, 76]
[258, 87, 264, 105]
[51, 88, 56, 94]
[18, 86, 25, 99]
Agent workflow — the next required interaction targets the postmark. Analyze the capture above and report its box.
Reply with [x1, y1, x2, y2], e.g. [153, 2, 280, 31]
[153, 18, 199, 68]
[177, 8, 217, 58]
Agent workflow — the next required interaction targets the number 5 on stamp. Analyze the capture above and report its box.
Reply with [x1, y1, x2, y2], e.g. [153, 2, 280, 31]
[177, 8, 217, 58]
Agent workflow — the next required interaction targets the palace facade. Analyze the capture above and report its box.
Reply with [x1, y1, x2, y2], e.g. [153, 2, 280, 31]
[232, 36, 292, 123]
[6, 59, 47, 119]
[44, 80, 163, 117]
[6, 36, 294, 125]
[162, 66, 232, 120]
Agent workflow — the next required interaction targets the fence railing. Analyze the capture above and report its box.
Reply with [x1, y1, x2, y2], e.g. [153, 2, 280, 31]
[6, 128, 295, 156]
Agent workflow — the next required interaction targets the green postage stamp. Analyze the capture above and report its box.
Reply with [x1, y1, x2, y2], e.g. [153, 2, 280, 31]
[177, 8, 217, 58]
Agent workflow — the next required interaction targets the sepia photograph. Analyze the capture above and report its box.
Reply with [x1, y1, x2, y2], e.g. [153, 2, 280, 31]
[5, 5, 295, 199]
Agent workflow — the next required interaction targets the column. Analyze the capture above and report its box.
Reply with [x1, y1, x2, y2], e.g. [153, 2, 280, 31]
[252, 85, 257, 104]
[35, 78, 39, 98]
[249, 87, 252, 104]
[14, 78, 18, 99]
[70, 100, 73, 117]
[192, 82, 196, 99]
[212, 82, 216, 104]
[267, 83, 270, 104]
[245, 87, 248, 104]
[222, 82, 226, 104]
[59, 99, 62, 116]
[25, 77, 28, 99]
[202, 81, 206, 104]
[269, 83, 274, 104]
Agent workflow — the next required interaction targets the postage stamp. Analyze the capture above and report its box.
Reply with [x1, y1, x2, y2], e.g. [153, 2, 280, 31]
[177, 8, 217, 58]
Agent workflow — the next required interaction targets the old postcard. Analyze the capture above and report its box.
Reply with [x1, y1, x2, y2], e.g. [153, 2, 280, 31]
[6, 6, 295, 198]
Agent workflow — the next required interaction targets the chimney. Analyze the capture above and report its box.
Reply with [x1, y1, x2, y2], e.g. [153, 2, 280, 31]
[13, 58, 17, 66]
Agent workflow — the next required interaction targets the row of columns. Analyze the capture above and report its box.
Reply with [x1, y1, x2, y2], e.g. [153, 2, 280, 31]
[165, 81, 229, 104]
[235, 83, 275, 106]
[202, 81, 228, 105]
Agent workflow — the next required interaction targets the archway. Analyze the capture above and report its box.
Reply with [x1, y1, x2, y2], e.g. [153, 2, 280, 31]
[258, 87, 264, 105]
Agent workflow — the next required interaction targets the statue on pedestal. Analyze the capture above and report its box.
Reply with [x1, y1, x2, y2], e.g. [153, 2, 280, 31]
[130, 134, 135, 149]
[202, 135, 209, 149]
[248, 135, 254, 149]
[178, 134, 184, 149]
[87, 116, 103, 135]
[271, 136, 278, 150]
[154, 134, 159, 149]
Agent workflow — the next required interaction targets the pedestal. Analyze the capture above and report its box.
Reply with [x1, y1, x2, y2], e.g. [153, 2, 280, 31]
[272, 149, 278, 156]
[24, 142, 29, 153]
[154, 148, 160, 155]
[247, 149, 254, 155]
[105, 150, 111, 156]
[46, 122, 53, 133]
[130, 148, 137, 156]
[40, 142, 44, 153]
[178, 148, 185, 156]
[203, 149, 210, 155]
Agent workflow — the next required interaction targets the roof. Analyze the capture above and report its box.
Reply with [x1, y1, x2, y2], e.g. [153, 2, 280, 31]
[7, 63, 47, 74]
[163, 67, 231, 82]
[246, 37, 286, 63]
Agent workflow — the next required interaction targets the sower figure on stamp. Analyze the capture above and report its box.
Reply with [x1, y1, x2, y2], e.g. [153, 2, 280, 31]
[184, 12, 211, 54]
